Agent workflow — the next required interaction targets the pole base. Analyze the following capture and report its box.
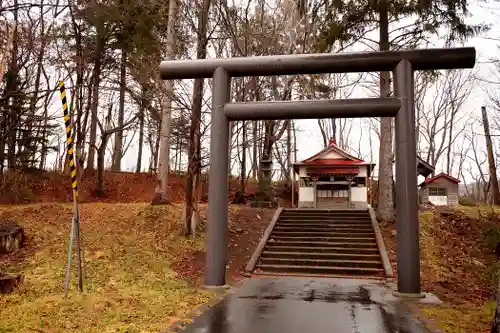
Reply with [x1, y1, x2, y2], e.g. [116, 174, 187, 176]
[203, 284, 231, 292]
[392, 290, 426, 299]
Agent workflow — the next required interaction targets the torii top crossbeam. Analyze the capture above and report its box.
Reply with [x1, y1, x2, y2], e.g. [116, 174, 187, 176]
[160, 47, 475, 80]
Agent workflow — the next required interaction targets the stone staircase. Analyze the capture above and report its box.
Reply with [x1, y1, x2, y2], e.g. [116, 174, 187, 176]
[250, 209, 387, 278]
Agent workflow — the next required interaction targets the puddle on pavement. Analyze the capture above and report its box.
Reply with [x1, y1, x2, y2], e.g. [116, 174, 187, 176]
[238, 293, 284, 300]
[302, 289, 316, 302]
[174, 279, 433, 333]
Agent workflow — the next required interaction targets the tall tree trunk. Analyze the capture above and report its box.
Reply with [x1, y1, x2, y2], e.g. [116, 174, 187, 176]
[153, 0, 177, 204]
[136, 92, 145, 173]
[5, 0, 19, 170]
[27, 0, 46, 166]
[154, 122, 160, 171]
[69, 0, 85, 172]
[252, 77, 261, 180]
[147, 129, 155, 172]
[184, 0, 212, 231]
[0, 124, 5, 171]
[0, 27, 14, 170]
[112, 49, 127, 171]
[228, 121, 234, 166]
[241, 120, 247, 195]
[86, 32, 105, 173]
[39, 86, 51, 169]
[446, 84, 455, 175]
[318, 119, 328, 147]
[492, 275, 500, 333]
[331, 118, 337, 143]
[376, 0, 395, 222]
[174, 136, 179, 172]
[96, 134, 110, 196]
[79, 79, 93, 171]
[252, 120, 258, 179]
[482, 106, 500, 205]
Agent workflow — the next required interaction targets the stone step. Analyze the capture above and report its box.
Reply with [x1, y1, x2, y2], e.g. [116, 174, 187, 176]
[280, 214, 370, 220]
[269, 235, 376, 243]
[251, 271, 386, 279]
[259, 257, 383, 269]
[276, 222, 372, 226]
[261, 251, 382, 261]
[266, 240, 378, 248]
[283, 208, 369, 215]
[281, 211, 370, 215]
[264, 245, 380, 254]
[275, 222, 372, 227]
[255, 264, 383, 275]
[274, 226, 374, 232]
[246, 208, 386, 278]
[282, 209, 368, 214]
[270, 232, 375, 239]
[272, 230, 374, 237]
[278, 218, 372, 224]
[280, 214, 370, 219]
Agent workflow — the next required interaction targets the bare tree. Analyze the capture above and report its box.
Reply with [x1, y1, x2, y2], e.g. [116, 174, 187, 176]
[481, 106, 500, 205]
[376, 0, 394, 222]
[153, 0, 177, 204]
[95, 103, 137, 195]
[183, 0, 212, 235]
[418, 70, 474, 172]
[315, 72, 363, 148]
[464, 127, 489, 203]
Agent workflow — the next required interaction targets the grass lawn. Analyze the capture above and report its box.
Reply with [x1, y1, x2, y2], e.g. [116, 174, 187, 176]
[0, 203, 214, 333]
[420, 302, 495, 333]
[381, 206, 500, 332]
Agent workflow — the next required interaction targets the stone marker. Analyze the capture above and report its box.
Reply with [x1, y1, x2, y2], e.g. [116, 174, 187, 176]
[0, 220, 24, 254]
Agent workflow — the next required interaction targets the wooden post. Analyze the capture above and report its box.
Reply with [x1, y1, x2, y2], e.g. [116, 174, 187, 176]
[347, 176, 352, 209]
[292, 122, 297, 208]
[312, 177, 317, 208]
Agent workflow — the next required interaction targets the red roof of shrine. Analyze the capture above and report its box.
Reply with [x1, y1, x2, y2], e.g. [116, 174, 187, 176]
[300, 159, 364, 166]
[307, 167, 360, 175]
[301, 137, 365, 163]
[293, 138, 375, 175]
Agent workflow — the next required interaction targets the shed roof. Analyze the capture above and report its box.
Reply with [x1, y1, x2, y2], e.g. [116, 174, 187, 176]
[419, 172, 460, 187]
[416, 156, 435, 177]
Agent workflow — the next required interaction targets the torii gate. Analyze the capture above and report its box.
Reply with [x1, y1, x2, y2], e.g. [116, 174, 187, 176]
[160, 47, 476, 296]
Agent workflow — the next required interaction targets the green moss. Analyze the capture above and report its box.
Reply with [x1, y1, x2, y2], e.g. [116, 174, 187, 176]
[420, 302, 495, 333]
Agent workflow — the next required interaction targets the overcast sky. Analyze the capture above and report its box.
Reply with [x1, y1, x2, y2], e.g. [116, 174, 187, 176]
[48, 1, 500, 184]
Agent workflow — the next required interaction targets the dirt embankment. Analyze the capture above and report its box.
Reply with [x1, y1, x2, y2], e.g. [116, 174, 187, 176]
[381, 206, 500, 332]
[0, 202, 274, 332]
[172, 206, 276, 285]
[0, 170, 264, 205]
[0, 170, 180, 204]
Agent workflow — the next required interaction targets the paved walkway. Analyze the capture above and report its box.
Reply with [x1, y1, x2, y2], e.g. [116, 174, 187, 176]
[171, 277, 436, 333]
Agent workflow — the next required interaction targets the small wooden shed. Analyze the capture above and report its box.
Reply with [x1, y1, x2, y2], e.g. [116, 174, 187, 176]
[419, 173, 460, 206]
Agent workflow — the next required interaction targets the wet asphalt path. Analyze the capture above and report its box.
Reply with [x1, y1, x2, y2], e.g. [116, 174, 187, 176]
[171, 277, 434, 333]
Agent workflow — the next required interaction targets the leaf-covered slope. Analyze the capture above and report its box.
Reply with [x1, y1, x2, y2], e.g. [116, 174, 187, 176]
[0, 203, 212, 333]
